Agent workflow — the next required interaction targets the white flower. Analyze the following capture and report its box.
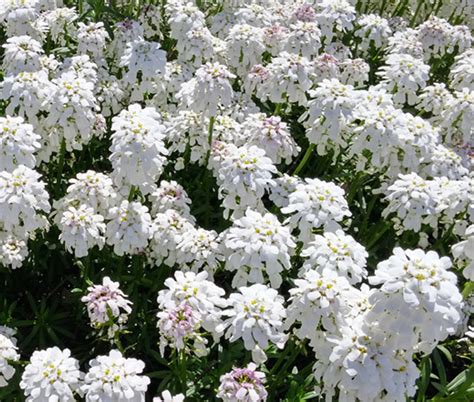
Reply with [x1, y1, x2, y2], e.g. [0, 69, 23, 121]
[214, 143, 276, 219]
[97, 72, 126, 117]
[2, 35, 43, 74]
[148, 180, 193, 219]
[417, 17, 471, 59]
[301, 230, 368, 284]
[241, 114, 299, 165]
[175, 26, 218, 68]
[157, 303, 208, 357]
[0, 0, 40, 38]
[120, 38, 167, 85]
[0, 165, 50, 235]
[176, 227, 224, 276]
[269, 174, 301, 208]
[177, 62, 235, 117]
[20, 347, 82, 402]
[109, 20, 144, 60]
[77, 22, 109, 63]
[60, 55, 98, 84]
[313, 319, 418, 402]
[450, 49, 474, 91]
[339, 58, 370, 87]
[222, 209, 295, 289]
[381, 173, 440, 234]
[217, 363, 268, 402]
[452, 224, 474, 280]
[154, 390, 185, 402]
[0, 70, 54, 125]
[110, 104, 168, 195]
[158, 270, 227, 337]
[166, 1, 206, 42]
[0, 332, 19, 387]
[148, 209, 194, 267]
[81, 276, 132, 335]
[286, 21, 321, 59]
[369, 248, 464, 353]
[81, 350, 150, 402]
[304, 78, 357, 156]
[312, 53, 340, 83]
[138, 4, 162, 40]
[355, 14, 392, 52]
[256, 52, 313, 106]
[286, 268, 357, 339]
[58, 170, 118, 217]
[0, 116, 40, 171]
[36, 7, 77, 46]
[441, 88, 474, 145]
[282, 178, 351, 243]
[377, 53, 430, 106]
[225, 24, 265, 74]
[58, 205, 106, 258]
[45, 71, 99, 152]
[223, 284, 287, 353]
[106, 200, 154, 256]
[0, 232, 29, 269]
[315, 0, 355, 41]
[387, 28, 424, 59]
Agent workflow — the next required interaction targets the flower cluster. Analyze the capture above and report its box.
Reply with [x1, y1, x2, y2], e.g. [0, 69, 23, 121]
[0, 0, 472, 401]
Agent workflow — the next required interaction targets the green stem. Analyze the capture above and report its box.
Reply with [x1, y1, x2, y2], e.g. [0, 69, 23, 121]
[410, 0, 425, 26]
[178, 349, 187, 391]
[274, 103, 282, 116]
[55, 138, 66, 196]
[204, 116, 215, 168]
[293, 143, 315, 176]
[128, 185, 137, 202]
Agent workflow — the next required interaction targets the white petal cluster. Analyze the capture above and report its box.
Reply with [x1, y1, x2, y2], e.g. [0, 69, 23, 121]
[452, 224, 474, 280]
[0, 70, 54, 125]
[157, 302, 209, 357]
[223, 284, 287, 356]
[313, 320, 419, 402]
[377, 53, 430, 105]
[148, 180, 192, 219]
[176, 227, 223, 276]
[57, 170, 118, 217]
[81, 276, 133, 333]
[252, 52, 313, 106]
[148, 209, 194, 267]
[177, 62, 235, 117]
[287, 268, 359, 340]
[222, 209, 295, 289]
[213, 143, 276, 219]
[158, 271, 227, 337]
[2, 35, 43, 74]
[282, 177, 351, 242]
[81, 350, 150, 402]
[106, 200, 153, 256]
[20, 347, 82, 401]
[301, 230, 368, 284]
[0, 116, 40, 171]
[110, 104, 168, 195]
[0, 165, 50, 236]
[45, 71, 99, 152]
[58, 204, 106, 258]
[0, 331, 19, 388]
[217, 363, 267, 402]
[369, 248, 463, 353]
[382, 173, 472, 235]
[241, 114, 299, 164]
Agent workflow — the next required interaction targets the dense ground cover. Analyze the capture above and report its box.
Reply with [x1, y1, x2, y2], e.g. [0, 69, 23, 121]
[0, 0, 473, 400]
